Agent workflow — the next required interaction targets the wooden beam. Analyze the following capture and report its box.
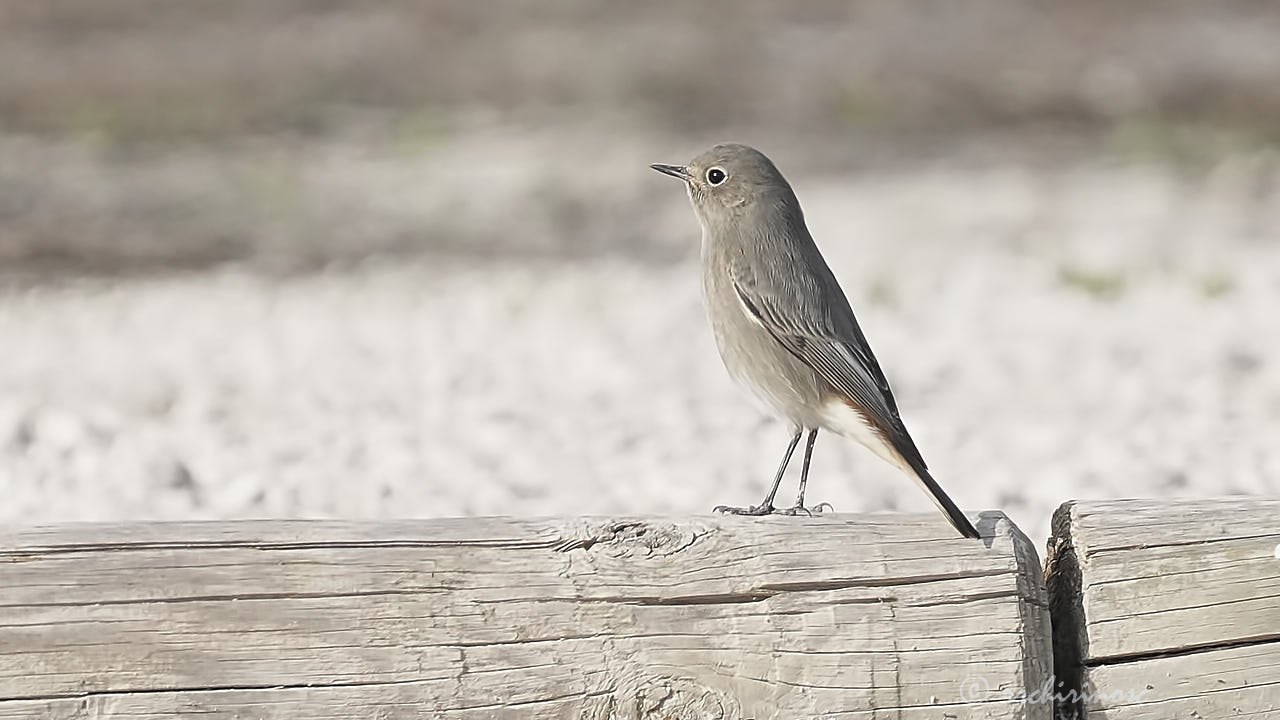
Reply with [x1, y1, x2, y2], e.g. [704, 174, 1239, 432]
[0, 513, 1048, 719]
[1046, 498, 1280, 719]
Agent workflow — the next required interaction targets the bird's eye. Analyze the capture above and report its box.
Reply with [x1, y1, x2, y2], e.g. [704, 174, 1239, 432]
[706, 167, 727, 186]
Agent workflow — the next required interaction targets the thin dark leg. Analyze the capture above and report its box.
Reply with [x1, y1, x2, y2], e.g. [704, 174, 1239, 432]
[794, 429, 819, 507]
[758, 428, 803, 508]
[714, 428, 802, 516]
[780, 429, 833, 516]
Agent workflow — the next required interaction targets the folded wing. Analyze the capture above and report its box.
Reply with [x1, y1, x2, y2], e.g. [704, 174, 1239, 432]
[728, 259, 927, 474]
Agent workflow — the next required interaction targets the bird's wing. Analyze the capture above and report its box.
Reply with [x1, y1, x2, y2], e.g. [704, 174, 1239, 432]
[725, 238, 979, 539]
[728, 257, 925, 469]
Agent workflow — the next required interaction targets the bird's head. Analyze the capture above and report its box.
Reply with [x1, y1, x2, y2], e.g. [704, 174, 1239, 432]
[650, 143, 796, 228]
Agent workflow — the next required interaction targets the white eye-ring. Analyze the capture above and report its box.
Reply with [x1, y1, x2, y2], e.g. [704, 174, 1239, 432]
[706, 167, 727, 186]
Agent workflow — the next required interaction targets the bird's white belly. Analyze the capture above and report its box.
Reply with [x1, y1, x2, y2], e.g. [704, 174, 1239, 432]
[816, 396, 913, 475]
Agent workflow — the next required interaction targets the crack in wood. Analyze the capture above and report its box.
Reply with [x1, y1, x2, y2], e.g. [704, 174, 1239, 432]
[0, 676, 440, 704]
[0, 588, 452, 609]
[1084, 532, 1280, 556]
[634, 591, 775, 606]
[0, 538, 563, 557]
[759, 568, 1011, 593]
[1086, 631, 1280, 667]
[1045, 503, 1087, 720]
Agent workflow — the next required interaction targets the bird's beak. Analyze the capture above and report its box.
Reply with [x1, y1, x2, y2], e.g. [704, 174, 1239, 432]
[650, 163, 693, 182]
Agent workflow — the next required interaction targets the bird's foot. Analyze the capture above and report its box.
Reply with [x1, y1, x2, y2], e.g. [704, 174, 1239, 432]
[775, 502, 835, 517]
[714, 502, 833, 517]
[713, 503, 776, 516]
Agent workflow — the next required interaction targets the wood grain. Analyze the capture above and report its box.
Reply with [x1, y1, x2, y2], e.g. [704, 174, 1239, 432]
[0, 513, 1048, 719]
[1047, 498, 1280, 719]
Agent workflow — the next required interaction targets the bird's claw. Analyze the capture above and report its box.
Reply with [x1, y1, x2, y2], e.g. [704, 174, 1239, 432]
[713, 504, 776, 516]
[776, 502, 834, 517]
[714, 502, 833, 517]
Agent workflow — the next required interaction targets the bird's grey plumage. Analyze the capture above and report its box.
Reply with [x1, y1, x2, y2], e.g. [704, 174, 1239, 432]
[651, 143, 979, 539]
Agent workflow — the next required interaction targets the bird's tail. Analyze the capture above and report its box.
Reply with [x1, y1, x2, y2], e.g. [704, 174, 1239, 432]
[883, 436, 980, 539]
[821, 397, 980, 539]
[909, 466, 981, 539]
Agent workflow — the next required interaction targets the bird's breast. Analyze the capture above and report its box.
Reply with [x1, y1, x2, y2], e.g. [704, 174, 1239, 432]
[699, 252, 826, 427]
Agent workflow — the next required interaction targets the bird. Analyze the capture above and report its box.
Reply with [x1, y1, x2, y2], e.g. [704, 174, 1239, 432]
[650, 143, 979, 539]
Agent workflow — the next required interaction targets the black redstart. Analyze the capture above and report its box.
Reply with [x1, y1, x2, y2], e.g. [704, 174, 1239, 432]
[651, 143, 979, 539]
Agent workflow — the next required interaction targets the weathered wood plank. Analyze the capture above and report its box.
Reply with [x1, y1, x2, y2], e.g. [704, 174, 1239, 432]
[1046, 498, 1280, 719]
[0, 513, 1049, 719]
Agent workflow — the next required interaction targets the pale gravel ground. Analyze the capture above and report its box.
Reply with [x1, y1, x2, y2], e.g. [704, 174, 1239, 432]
[3, 157, 1280, 546]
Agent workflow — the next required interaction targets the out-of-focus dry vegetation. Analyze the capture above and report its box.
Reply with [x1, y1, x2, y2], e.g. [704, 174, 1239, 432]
[3, 0, 1280, 276]
[6, 1, 1280, 143]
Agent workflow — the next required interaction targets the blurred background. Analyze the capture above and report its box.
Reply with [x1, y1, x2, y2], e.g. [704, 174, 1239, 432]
[2, 1, 1279, 544]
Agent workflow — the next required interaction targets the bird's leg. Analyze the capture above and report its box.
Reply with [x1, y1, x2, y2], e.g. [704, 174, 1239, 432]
[778, 429, 833, 516]
[793, 429, 820, 509]
[714, 428, 802, 516]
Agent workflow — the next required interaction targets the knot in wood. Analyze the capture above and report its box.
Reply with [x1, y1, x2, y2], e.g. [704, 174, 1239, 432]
[589, 675, 741, 719]
[557, 520, 703, 557]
